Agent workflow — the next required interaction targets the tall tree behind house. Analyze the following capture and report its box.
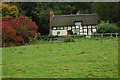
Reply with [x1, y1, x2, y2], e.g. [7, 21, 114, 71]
[91, 2, 118, 23]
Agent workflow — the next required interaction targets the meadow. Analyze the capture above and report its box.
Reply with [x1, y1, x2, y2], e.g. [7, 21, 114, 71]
[2, 37, 118, 78]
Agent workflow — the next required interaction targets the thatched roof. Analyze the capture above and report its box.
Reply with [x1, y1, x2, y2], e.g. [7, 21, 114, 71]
[52, 14, 98, 26]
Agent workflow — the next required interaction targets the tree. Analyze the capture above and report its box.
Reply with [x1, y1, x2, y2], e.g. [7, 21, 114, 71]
[0, 2, 18, 18]
[91, 2, 118, 23]
[72, 2, 92, 14]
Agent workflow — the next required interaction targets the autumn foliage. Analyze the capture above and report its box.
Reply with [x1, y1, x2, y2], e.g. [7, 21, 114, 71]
[0, 3, 18, 18]
[2, 16, 38, 46]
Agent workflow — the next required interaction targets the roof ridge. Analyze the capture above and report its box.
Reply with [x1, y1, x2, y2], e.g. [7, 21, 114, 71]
[54, 14, 96, 17]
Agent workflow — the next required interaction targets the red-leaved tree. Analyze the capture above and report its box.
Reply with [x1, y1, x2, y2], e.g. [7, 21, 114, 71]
[2, 16, 38, 46]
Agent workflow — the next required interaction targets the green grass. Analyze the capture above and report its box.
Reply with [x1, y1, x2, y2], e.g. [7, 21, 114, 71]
[2, 38, 118, 78]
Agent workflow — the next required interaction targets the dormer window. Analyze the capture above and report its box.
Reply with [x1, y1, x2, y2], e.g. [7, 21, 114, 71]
[75, 22, 82, 26]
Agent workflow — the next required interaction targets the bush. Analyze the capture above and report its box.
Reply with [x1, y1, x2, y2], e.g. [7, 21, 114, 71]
[2, 16, 38, 47]
[63, 35, 75, 42]
[0, 3, 18, 18]
[97, 21, 118, 33]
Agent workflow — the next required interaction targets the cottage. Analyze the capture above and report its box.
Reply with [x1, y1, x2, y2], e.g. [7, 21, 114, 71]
[50, 11, 98, 36]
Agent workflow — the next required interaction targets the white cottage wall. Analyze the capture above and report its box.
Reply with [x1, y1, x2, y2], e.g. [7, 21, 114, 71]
[52, 30, 67, 36]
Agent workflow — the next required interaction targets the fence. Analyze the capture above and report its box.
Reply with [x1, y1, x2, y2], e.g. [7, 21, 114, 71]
[73, 33, 119, 38]
[91, 33, 119, 37]
[40, 33, 119, 41]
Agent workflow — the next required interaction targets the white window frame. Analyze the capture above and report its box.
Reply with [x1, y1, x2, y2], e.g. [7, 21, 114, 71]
[75, 22, 82, 26]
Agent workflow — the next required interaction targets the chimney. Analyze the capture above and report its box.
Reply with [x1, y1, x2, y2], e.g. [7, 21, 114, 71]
[76, 11, 80, 15]
[49, 11, 54, 35]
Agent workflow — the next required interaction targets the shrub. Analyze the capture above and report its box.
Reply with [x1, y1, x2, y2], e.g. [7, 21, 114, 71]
[0, 3, 18, 18]
[2, 16, 24, 45]
[63, 35, 75, 42]
[15, 16, 38, 42]
[97, 21, 118, 33]
[2, 16, 38, 47]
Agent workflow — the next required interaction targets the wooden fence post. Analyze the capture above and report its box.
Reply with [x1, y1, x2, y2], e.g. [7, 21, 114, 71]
[101, 33, 103, 44]
[110, 33, 112, 37]
[101, 33, 103, 37]
[116, 33, 117, 37]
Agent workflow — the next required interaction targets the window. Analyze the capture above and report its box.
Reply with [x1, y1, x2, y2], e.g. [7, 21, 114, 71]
[74, 29, 80, 33]
[68, 27, 71, 30]
[93, 29, 96, 32]
[75, 22, 82, 26]
[83, 29, 87, 33]
[64, 27, 67, 30]
[57, 31, 60, 35]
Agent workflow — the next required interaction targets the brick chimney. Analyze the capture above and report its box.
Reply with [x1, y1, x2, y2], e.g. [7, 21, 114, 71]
[50, 11, 54, 35]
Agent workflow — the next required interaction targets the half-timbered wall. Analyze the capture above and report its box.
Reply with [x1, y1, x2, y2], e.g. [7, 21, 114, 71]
[52, 25, 97, 36]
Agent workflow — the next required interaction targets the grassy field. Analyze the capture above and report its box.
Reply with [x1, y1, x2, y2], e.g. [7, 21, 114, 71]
[2, 38, 118, 78]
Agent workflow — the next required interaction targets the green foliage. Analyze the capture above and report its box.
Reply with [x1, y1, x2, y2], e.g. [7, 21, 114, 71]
[97, 21, 118, 33]
[63, 35, 75, 42]
[29, 35, 38, 43]
[91, 2, 118, 23]
[72, 2, 92, 14]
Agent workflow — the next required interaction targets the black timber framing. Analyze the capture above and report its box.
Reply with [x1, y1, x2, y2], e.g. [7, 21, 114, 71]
[86, 26, 88, 35]
[51, 25, 97, 35]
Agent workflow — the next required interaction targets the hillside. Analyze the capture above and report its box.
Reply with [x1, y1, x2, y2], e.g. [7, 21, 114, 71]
[2, 38, 118, 78]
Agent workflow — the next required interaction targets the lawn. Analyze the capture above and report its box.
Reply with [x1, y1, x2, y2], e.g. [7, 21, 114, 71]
[2, 38, 118, 78]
